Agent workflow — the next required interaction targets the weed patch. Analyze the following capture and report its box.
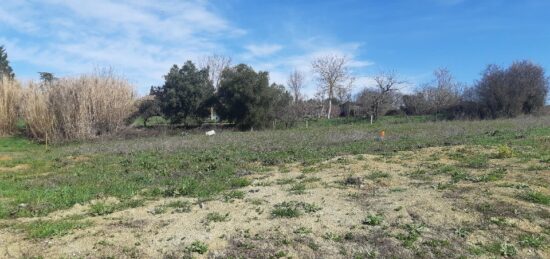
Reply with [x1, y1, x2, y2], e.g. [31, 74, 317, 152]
[166, 200, 192, 213]
[186, 240, 208, 254]
[271, 201, 321, 218]
[519, 191, 550, 205]
[21, 219, 92, 238]
[362, 214, 384, 226]
[205, 212, 230, 223]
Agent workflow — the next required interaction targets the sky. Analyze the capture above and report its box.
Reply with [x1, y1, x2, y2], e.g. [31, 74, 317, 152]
[1, 0, 549, 97]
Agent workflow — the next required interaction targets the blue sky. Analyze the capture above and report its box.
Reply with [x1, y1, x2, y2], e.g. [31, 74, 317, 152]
[1, 0, 549, 96]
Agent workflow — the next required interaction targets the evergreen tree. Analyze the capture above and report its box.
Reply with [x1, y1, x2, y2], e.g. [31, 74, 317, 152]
[155, 61, 214, 124]
[0, 46, 15, 80]
[216, 64, 291, 130]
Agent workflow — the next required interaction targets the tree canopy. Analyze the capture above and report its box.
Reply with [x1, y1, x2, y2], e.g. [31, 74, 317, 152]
[216, 64, 291, 130]
[0, 46, 15, 80]
[153, 61, 214, 124]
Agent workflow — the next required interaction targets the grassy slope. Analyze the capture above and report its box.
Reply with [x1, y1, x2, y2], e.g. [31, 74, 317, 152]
[0, 115, 549, 219]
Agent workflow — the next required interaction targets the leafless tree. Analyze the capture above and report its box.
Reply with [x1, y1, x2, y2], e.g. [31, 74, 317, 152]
[199, 54, 231, 120]
[200, 54, 232, 90]
[287, 69, 305, 103]
[314, 85, 327, 118]
[423, 68, 461, 119]
[364, 71, 405, 121]
[312, 55, 355, 119]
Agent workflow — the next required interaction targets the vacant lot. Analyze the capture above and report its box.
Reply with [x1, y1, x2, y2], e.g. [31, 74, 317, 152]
[1, 116, 549, 258]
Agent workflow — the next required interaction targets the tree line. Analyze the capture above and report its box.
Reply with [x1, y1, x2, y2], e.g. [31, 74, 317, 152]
[141, 54, 548, 129]
[400, 61, 548, 120]
[2, 44, 548, 132]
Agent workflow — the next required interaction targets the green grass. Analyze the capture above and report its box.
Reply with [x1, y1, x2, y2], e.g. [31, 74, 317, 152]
[271, 201, 321, 218]
[89, 202, 116, 216]
[166, 200, 192, 213]
[20, 219, 92, 238]
[519, 191, 550, 205]
[89, 199, 144, 216]
[396, 223, 424, 248]
[366, 171, 390, 180]
[362, 214, 383, 226]
[288, 183, 307, 194]
[205, 212, 230, 223]
[1, 115, 549, 219]
[185, 240, 208, 254]
[519, 234, 545, 249]
[223, 190, 245, 202]
[463, 155, 489, 168]
[484, 242, 517, 257]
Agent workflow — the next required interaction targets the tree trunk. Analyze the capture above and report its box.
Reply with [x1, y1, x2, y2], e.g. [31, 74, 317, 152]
[210, 107, 215, 121]
[327, 100, 332, 119]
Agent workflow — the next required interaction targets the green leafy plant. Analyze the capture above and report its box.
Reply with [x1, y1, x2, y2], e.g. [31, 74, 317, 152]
[362, 214, 383, 226]
[186, 240, 208, 254]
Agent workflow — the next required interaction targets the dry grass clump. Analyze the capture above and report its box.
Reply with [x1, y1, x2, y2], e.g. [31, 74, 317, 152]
[21, 71, 136, 142]
[0, 77, 21, 136]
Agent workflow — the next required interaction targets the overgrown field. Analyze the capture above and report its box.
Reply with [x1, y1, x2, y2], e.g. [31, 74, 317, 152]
[0, 116, 549, 258]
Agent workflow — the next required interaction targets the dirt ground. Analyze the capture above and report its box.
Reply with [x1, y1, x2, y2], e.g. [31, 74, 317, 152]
[0, 146, 548, 258]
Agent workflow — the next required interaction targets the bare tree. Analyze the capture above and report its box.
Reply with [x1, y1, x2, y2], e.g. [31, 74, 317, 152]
[287, 69, 305, 103]
[314, 85, 327, 118]
[200, 54, 232, 90]
[311, 55, 354, 119]
[361, 71, 405, 122]
[199, 54, 231, 120]
[423, 68, 461, 119]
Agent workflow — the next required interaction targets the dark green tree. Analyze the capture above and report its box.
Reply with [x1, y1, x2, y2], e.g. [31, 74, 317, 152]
[0, 46, 15, 80]
[216, 64, 291, 130]
[155, 61, 214, 124]
[39, 72, 57, 86]
[135, 93, 162, 127]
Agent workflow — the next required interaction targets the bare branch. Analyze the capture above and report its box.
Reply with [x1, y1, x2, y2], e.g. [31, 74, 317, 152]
[311, 54, 354, 118]
[199, 54, 232, 90]
[287, 69, 305, 103]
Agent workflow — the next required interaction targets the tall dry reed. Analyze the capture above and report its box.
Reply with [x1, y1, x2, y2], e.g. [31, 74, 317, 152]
[0, 77, 21, 136]
[21, 71, 136, 142]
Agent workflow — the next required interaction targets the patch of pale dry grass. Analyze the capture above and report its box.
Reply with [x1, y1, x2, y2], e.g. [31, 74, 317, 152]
[20, 70, 136, 142]
[0, 77, 21, 136]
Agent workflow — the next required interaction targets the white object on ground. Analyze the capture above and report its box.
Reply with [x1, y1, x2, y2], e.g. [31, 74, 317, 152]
[205, 130, 216, 136]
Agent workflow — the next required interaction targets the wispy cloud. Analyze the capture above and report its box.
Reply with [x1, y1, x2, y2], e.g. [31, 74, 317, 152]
[247, 39, 374, 97]
[244, 44, 283, 57]
[0, 0, 243, 93]
[1, 0, 375, 97]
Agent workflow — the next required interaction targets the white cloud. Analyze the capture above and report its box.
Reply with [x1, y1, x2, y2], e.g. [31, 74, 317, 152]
[246, 40, 374, 98]
[244, 44, 283, 57]
[0, 0, 242, 94]
[1, 0, 377, 98]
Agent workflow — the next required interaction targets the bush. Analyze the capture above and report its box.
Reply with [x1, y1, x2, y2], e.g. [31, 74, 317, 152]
[495, 145, 513, 158]
[216, 64, 291, 130]
[0, 77, 21, 136]
[21, 70, 135, 142]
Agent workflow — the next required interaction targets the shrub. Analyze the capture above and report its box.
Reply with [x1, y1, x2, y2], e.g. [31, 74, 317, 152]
[494, 144, 513, 158]
[21, 70, 135, 142]
[0, 77, 21, 136]
[186, 240, 208, 254]
[216, 64, 291, 130]
[271, 201, 321, 218]
[362, 214, 383, 226]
